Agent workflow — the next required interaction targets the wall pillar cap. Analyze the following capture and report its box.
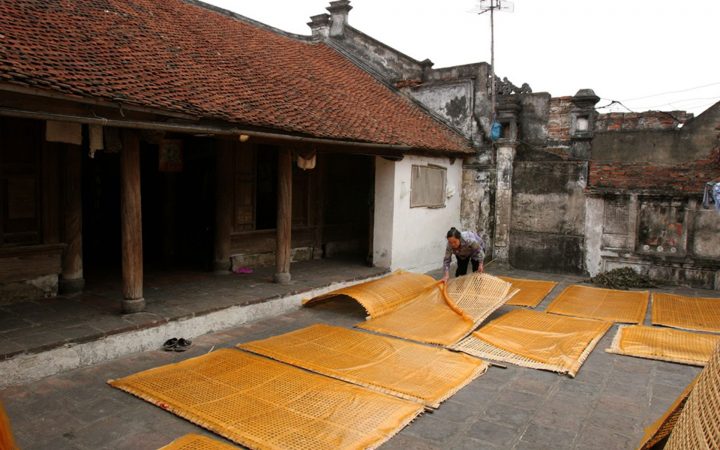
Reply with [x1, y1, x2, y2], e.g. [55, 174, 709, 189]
[307, 14, 331, 38]
[572, 89, 600, 108]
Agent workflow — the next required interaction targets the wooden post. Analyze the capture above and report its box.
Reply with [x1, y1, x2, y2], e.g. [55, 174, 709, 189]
[214, 140, 233, 273]
[61, 144, 84, 293]
[120, 130, 145, 312]
[274, 147, 292, 284]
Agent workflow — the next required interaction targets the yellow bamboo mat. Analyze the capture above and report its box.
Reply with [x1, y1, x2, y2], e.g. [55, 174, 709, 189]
[652, 293, 720, 333]
[356, 273, 512, 346]
[638, 376, 698, 450]
[607, 325, 720, 366]
[160, 434, 239, 450]
[498, 276, 557, 308]
[238, 324, 487, 408]
[303, 270, 437, 318]
[109, 349, 423, 450]
[451, 309, 612, 377]
[357, 284, 475, 346]
[546, 285, 648, 323]
[665, 342, 720, 449]
[445, 273, 514, 323]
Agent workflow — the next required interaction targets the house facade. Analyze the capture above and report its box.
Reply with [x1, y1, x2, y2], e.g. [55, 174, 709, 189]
[0, 0, 473, 308]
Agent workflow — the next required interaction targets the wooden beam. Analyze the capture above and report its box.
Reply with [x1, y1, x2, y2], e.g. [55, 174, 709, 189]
[60, 144, 84, 293]
[120, 130, 145, 312]
[214, 140, 233, 272]
[274, 148, 292, 284]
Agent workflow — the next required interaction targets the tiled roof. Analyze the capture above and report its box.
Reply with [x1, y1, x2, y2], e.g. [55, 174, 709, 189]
[0, 0, 472, 154]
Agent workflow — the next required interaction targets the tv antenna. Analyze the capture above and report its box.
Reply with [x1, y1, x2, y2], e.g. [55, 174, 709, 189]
[475, 0, 514, 120]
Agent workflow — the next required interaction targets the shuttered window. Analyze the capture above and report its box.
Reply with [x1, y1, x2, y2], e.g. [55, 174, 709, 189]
[410, 165, 446, 208]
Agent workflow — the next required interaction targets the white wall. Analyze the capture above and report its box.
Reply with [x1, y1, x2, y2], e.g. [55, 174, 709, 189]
[373, 154, 463, 274]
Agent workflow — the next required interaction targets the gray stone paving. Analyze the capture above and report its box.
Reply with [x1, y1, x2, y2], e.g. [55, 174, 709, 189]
[0, 267, 708, 449]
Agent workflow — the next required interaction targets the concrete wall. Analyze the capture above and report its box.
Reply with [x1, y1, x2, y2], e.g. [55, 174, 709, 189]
[408, 80, 474, 139]
[341, 26, 424, 81]
[584, 194, 720, 289]
[373, 155, 462, 273]
[510, 161, 587, 273]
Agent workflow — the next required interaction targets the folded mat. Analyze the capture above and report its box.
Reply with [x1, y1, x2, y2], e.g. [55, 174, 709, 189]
[451, 309, 612, 377]
[160, 434, 239, 450]
[303, 270, 437, 318]
[109, 349, 423, 450]
[637, 376, 698, 450]
[546, 284, 648, 324]
[498, 276, 557, 308]
[238, 324, 487, 408]
[664, 342, 720, 450]
[357, 273, 512, 346]
[607, 325, 720, 366]
[652, 293, 720, 333]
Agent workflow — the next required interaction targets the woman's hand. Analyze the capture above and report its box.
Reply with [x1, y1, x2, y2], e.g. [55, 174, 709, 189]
[477, 262, 484, 273]
[441, 273, 449, 284]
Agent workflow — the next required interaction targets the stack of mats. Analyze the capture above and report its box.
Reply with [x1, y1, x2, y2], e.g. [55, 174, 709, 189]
[160, 434, 239, 450]
[546, 284, 648, 323]
[652, 293, 720, 333]
[238, 324, 487, 408]
[306, 270, 513, 346]
[664, 342, 720, 449]
[109, 349, 424, 450]
[637, 377, 698, 450]
[498, 276, 557, 308]
[607, 325, 720, 366]
[451, 309, 612, 377]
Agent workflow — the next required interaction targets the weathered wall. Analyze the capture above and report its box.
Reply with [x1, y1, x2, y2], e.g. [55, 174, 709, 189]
[584, 194, 720, 289]
[340, 26, 424, 81]
[510, 161, 587, 273]
[373, 154, 462, 273]
[408, 80, 474, 139]
[585, 103, 720, 288]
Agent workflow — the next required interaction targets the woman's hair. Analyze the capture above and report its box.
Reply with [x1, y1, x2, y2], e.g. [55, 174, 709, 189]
[446, 227, 461, 239]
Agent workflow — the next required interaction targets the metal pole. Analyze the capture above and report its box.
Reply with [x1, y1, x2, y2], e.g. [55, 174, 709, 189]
[490, 0, 496, 120]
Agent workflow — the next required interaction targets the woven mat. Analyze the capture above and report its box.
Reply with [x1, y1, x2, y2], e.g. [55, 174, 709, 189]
[451, 309, 612, 377]
[498, 277, 557, 308]
[238, 324, 487, 408]
[652, 293, 720, 333]
[109, 349, 423, 450]
[160, 434, 239, 450]
[357, 283, 475, 346]
[638, 376, 698, 450]
[546, 285, 648, 323]
[665, 342, 720, 449]
[358, 273, 512, 346]
[607, 325, 720, 366]
[303, 270, 437, 318]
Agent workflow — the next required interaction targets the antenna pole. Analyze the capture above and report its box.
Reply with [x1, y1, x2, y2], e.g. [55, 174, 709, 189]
[490, 0, 496, 120]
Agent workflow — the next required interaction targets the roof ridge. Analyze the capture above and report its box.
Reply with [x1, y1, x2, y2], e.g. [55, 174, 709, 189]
[182, 0, 314, 42]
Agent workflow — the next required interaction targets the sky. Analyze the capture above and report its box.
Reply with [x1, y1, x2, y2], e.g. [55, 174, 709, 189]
[203, 0, 720, 116]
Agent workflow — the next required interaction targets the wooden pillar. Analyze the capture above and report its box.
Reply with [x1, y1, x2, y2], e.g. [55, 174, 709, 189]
[312, 154, 325, 259]
[61, 144, 84, 293]
[120, 130, 145, 312]
[274, 148, 292, 284]
[214, 140, 233, 273]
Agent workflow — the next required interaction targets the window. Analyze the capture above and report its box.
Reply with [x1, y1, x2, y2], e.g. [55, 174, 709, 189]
[410, 164, 446, 208]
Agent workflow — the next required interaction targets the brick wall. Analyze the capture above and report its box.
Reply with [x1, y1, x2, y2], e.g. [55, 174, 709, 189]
[589, 146, 720, 193]
[595, 111, 693, 132]
[547, 96, 572, 142]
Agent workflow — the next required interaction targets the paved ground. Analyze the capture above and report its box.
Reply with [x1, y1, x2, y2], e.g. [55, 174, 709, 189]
[1, 267, 710, 449]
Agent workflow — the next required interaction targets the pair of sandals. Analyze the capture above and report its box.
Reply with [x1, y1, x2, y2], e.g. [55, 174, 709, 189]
[162, 338, 192, 352]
